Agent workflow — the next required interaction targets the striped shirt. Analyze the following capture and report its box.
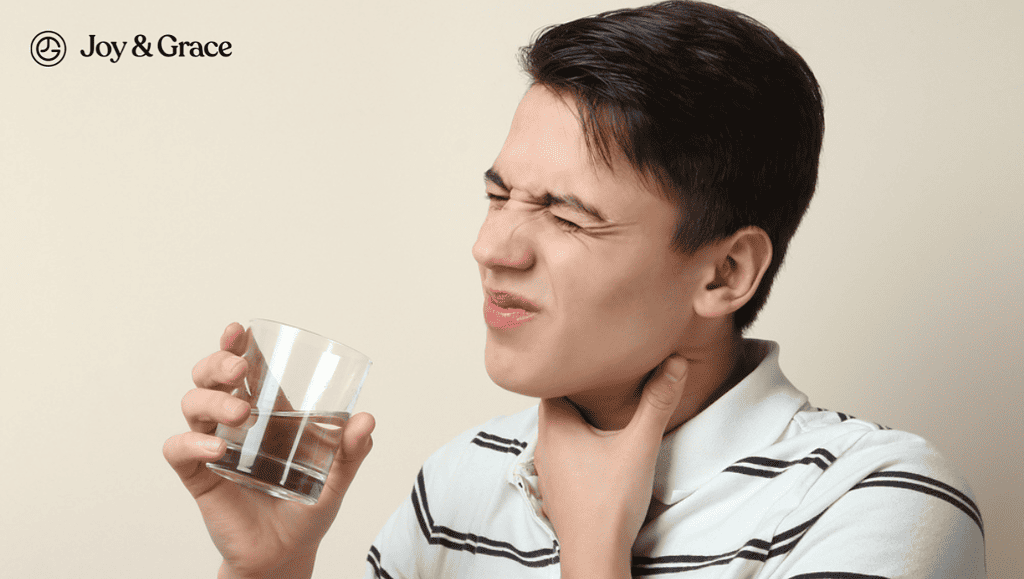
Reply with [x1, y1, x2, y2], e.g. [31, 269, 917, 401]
[365, 340, 986, 578]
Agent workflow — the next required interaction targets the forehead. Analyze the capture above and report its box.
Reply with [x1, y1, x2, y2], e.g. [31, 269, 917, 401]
[493, 85, 665, 221]
[503, 86, 585, 163]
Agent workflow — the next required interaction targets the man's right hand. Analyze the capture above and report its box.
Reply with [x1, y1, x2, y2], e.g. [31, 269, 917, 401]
[162, 322, 375, 579]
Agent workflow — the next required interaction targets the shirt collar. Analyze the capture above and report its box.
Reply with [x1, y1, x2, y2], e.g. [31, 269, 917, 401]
[509, 340, 807, 506]
[652, 339, 807, 504]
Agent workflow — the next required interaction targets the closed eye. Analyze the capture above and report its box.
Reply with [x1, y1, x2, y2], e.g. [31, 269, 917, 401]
[552, 214, 582, 232]
[485, 192, 508, 207]
[486, 193, 584, 232]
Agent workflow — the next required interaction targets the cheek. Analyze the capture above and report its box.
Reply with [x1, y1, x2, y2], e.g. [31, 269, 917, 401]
[618, 284, 688, 350]
[555, 248, 648, 312]
[565, 259, 692, 348]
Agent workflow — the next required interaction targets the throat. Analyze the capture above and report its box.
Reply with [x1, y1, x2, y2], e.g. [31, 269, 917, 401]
[563, 338, 763, 434]
[563, 378, 649, 431]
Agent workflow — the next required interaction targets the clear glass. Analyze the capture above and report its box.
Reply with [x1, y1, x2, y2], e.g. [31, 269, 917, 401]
[206, 319, 372, 504]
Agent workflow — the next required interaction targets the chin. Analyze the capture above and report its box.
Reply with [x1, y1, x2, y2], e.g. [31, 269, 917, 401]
[483, 350, 565, 399]
[485, 363, 546, 399]
[482, 337, 658, 400]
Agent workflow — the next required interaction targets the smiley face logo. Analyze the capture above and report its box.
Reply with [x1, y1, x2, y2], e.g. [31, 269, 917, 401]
[32, 31, 66, 67]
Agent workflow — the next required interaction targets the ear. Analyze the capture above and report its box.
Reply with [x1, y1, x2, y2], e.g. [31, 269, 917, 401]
[693, 227, 772, 319]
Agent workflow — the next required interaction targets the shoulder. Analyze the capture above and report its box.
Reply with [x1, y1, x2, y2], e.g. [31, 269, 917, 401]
[419, 405, 538, 488]
[366, 406, 556, 578]
[724, 402, 974, 490]
[793, 407, 976, 491]
[764, 407, 987, 577]
[786, 406, 981, 522]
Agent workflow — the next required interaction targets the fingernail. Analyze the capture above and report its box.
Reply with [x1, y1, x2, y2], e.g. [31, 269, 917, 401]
[224, 398, 249, 417]
[200, 438, 224, 454]
[223, 357, 244, 375]
[665, 356, 687, 382]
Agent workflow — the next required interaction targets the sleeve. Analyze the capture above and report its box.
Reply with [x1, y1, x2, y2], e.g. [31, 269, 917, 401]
[769, 431, 986, 579]
[363, 469, 432, 579]
[362, 420, 493, 579]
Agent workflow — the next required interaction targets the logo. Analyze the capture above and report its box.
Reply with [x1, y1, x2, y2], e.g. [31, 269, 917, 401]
[31, 31, 66, 67]
[30, 31, 234, 66]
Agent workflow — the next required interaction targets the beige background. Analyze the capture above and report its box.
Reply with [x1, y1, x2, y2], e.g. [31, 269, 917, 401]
[1, 1, 1020, 577]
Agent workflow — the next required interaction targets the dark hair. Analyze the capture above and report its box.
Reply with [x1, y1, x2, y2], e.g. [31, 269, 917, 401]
[519, 0, 824, 332]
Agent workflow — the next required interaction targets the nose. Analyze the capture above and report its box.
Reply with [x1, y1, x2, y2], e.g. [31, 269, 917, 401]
[472, 207, 536, 271]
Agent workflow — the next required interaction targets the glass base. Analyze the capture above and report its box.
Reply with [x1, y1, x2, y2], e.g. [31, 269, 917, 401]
[206, 448, 325, 506]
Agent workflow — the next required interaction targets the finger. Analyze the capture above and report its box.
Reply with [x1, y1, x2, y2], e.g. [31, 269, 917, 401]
[162, 431, 231, 499]
[630, 355, 688, 438]
[319, 412, 376, 503]
[181, 387, 252, 433]
[339, 412, 375, 461]
[192, 350, 248, 392]
[219, 322, 248, 355]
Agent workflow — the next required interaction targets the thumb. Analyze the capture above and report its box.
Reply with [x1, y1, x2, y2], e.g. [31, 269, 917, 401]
[320, 412, 375, 502]
[630, 355, 688, 437]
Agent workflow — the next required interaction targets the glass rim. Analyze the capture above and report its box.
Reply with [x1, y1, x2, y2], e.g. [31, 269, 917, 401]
[247, 318, 371, 362]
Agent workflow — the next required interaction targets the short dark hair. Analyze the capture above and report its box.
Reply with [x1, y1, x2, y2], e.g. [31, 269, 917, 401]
[519, 0, 825, 332]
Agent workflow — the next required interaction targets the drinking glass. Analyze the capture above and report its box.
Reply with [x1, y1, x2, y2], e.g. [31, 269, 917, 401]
[206, 319, 372, 504]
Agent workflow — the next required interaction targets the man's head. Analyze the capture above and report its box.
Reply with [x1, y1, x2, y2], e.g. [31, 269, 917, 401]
[474, 1, 823, 410]
[519, 0, 825, 332]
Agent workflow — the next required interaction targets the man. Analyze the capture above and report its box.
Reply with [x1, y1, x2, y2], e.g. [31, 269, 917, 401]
[164, 2, 986, 577]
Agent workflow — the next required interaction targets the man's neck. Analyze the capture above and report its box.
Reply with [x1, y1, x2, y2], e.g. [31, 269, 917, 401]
[566, 330, 754, 432]
[663, 332, 753, 434]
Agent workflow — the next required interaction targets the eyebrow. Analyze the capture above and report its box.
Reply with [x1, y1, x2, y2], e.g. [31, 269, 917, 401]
[484, 168, 609, 223]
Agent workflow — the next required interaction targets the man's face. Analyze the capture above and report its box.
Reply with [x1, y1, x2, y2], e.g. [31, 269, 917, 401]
[473, 85, 705, 400]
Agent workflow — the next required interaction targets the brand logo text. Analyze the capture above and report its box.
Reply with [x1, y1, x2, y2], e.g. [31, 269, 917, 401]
[80, 34, 233, 63]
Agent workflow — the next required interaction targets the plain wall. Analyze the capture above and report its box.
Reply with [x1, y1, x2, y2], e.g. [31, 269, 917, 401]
[1, 1, 1020, 576]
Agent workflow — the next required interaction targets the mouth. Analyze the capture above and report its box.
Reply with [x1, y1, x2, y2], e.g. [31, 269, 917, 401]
[483, 290, 539, 330]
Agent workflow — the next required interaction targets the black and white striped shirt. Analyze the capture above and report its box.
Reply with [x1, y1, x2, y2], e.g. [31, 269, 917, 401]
[366, 341, 985, 578]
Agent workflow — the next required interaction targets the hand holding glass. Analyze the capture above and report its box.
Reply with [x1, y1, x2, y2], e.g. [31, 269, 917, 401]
[206, 319, 372, 505]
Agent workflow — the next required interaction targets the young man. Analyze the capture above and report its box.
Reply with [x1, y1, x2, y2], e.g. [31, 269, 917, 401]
[164, 2, 986, 577]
